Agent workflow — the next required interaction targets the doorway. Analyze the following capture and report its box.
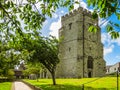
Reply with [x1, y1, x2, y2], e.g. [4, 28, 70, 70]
[88, 71, 92, 78]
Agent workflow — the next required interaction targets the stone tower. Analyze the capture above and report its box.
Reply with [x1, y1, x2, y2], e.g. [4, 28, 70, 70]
[56, 7, 106, 78]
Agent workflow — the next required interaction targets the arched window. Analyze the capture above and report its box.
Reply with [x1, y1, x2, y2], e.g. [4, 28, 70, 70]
[87, 56, 93, 69]
[69, 23, 72, 30]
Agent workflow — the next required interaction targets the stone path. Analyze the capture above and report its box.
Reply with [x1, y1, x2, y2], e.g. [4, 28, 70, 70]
[14, 81, 33, 90]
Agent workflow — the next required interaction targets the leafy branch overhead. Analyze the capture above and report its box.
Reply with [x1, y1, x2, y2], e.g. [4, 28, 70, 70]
[87, 0, 120, 39]
[0, 0, 78, 39]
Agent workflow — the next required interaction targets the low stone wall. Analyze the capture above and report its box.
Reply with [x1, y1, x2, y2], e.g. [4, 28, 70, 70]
[21, 80, 42, 90]
[0, 79, 13, 82]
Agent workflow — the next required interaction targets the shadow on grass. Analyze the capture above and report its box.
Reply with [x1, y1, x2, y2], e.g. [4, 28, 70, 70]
[35, 84, 115, 90]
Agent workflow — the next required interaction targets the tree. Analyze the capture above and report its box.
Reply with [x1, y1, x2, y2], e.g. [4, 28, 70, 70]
[26, 35, 59, 85]
[38, 36, 59, 85]
[0, 42, 19, 77]
[9, 32, 59, 85]
[87, 0, 120, 38]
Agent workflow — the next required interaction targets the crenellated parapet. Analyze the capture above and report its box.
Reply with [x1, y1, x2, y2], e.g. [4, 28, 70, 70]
[61, 7, 93, 21]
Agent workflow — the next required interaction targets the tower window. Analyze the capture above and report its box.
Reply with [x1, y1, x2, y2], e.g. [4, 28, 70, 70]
[69, 23, 72, 30]
[87, 56, 93, 69]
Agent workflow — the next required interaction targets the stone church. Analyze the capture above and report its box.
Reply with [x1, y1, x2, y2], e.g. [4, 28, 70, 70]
[56, 7, 106, 78]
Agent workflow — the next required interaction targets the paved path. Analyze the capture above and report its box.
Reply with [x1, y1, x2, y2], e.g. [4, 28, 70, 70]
[14, 81, 33, 90]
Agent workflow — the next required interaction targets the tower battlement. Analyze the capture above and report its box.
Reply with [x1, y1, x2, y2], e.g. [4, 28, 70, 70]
[62, 7, 92, 20]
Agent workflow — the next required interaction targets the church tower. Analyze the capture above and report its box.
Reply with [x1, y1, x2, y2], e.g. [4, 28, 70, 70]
[56, 7, 106, 78]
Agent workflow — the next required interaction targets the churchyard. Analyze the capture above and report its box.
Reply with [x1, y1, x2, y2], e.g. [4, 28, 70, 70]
[0, 73, 120, 90]
[23, 77, 120, 90]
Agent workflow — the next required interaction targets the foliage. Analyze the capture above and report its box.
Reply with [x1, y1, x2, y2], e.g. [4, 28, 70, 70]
[22, 69, 30, 77]
[22, 63, 42, 76]
[87, 0, 120, 39]
[9, 32, 59, 85]
[0, 0, 78, 40]
[26, 35, 59, 85]
[0, 41, 19, 77]
[24, 77, 120, 90]
[7, 69, 15, 79]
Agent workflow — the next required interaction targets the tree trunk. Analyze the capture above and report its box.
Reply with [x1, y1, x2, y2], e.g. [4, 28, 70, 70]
[36, 74, 39, 82]
[51, 70, 56, 85]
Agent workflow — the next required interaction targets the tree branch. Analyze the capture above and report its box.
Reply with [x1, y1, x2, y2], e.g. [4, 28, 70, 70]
[33, 3, 41, 15]
[0, 3, 11, 20]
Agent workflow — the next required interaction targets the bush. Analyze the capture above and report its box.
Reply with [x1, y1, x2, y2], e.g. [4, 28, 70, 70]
[7, 69, 15, 79]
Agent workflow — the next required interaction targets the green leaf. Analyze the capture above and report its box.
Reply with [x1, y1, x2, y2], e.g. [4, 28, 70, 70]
[75, 1, 79, 4]
[116, 13, 120, 20]
[110, 31, 119, 39]
[106, 25, 113, 32]
[7, 1, 10, 8]
[88, 25, 98, 33]
[13, 7, 17, 13]
[19, 14, 24, 20]
[63, 0, 71, 7]
[92, 11, 98, 19]
[69, 5, 74, 11]
[10, 1, 14, 7]
[17, 8, 21, 12]
[114, 23, 120, 27]
[24, 26, 28, 30]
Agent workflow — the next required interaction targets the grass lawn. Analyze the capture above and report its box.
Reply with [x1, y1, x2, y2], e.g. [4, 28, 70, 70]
[24, 77, 120, 90]
[0, 82, 12, 90]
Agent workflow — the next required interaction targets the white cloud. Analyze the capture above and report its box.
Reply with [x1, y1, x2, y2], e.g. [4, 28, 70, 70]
[49, 18, 61, 38]
[104, 45, 114, 56]
[74, 0, 87, 9]
[53, 13, 58, 19]
[52, 10, 65, 19]
[101, 33, 120, 56]
[48, 10, 65, 38]
[101, 33, 120, 46]
[74, 0, 93, 12]
[101, 33, 112, 45]
[79, 0, 88, 9]
[112, 38, 120, 46]
[74, 0, 80, 9]
[60, 10, 65, 14]
[101, 33, 108, 44]
[101, 33, 115, 56]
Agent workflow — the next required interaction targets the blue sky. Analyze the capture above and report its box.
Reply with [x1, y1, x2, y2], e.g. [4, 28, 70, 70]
[41, 0, 120, 65]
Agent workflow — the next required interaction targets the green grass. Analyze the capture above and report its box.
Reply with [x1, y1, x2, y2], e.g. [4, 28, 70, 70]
[24, 77, 120, 90]
[0, 82, 12, 90]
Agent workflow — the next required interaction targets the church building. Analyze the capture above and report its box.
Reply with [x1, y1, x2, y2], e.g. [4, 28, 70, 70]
[56, 7, 106, 78]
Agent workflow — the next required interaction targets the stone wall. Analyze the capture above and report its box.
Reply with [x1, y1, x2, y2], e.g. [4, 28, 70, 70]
[106, 62, 120, 74]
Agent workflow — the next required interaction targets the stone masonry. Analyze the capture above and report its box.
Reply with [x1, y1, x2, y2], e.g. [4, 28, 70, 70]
[56, 7, 106, 78]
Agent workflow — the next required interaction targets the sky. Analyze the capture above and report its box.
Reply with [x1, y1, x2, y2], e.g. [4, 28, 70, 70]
[41, 0, 120, 66]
